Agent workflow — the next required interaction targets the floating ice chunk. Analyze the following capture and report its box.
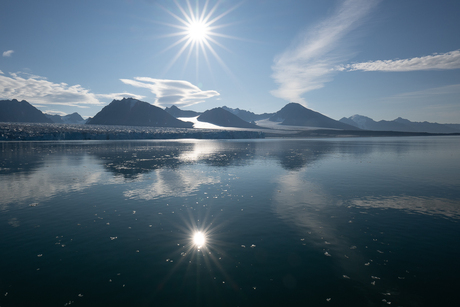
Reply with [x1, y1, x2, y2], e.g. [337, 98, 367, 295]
[29, 203, 38, 207]
[326, 298, 331, 302]
[37, 254, 43, 257]
[241, 245, 246, 248]
[110, 236, 117, 240]
[78, 294, 83, 297]
[324, 251, 331, 256]
[343, 275, 350, 279]
[250, 244, 256, 248]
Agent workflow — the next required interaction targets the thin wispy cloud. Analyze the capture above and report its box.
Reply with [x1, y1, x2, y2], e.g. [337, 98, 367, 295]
[381, 84, 460, 123]
[0, 71, 143, 108]
[338, 50, 460, 72]
[271, 0, 379, 105]
[384, 83, 460, 102]
[120, 77, 220, 107]
[2, 50, 14, 57]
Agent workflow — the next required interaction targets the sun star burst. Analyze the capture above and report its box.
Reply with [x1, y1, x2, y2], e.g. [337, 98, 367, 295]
[159, 0, 242, 76]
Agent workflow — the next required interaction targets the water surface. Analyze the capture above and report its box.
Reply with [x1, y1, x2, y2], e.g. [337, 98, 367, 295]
[1, 136, 459, 306]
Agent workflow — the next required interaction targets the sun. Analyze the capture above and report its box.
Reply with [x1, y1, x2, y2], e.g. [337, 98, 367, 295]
[187, 21, 209, 42]
[158, 0, 242, 75]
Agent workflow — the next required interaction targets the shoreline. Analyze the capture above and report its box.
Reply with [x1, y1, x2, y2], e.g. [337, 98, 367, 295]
[1, 122, 458, 141]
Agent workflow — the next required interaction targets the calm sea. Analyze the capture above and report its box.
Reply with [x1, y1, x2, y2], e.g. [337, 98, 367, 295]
[1, 136, 459, 306]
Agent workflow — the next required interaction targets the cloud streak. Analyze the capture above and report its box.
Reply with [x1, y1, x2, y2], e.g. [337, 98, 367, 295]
[120, 77, 220, 107]
[0, 71, 143, 108]
[271, 0, 379, 104]
[2, 50, 14, 57]
[338, 50, 460, 72]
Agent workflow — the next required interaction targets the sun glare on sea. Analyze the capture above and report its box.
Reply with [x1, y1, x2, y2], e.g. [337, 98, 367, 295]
[193, 231, 206, 247]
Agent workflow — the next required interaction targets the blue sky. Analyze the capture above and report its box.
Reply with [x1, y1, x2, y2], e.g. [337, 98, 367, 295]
[1, 0, 460, 123]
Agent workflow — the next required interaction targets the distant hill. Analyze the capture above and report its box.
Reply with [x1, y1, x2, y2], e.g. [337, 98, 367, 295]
[269, 102, 359, 130]
[222, 106, 273, 123]
[0, 99, 52, 123]
[86, 98, 193, 128]
[446, 124, 460, 131]
[46, 112, 86, 124]
[197, 107, 260, 129]
[165, 105, 201, 118]
[340, 114, 460, 134]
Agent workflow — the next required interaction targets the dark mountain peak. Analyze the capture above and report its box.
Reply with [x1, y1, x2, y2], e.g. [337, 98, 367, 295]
[350, 114, 373, 121]
[222, 106, 273, 122]
[270, 102, 359, 130]
[394, 117, 411, 124]
[45, 112, 86, 124]
[86, 98, 193, 128]
[197, 107, 259, 129]
[165, 105, 201, 118]
[65, 112, 85, 123]
[271, 102, 320, 120]
[0, 99, 53, 123]
[283, 102, 306, 110]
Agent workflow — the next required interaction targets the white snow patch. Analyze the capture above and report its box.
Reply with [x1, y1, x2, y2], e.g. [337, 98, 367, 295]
[178, 116, 241, 130]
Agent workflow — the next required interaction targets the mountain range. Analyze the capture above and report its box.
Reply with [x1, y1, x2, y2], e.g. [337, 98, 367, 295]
[222, 106, 273, 123]
[340, 114, 460, 134]
[46, 112, 86, 124]
[1, 98, 459, 134]
[86, 98, 193, 128]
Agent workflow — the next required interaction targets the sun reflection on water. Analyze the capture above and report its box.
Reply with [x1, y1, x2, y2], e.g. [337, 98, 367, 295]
[192, 231, 206, 248]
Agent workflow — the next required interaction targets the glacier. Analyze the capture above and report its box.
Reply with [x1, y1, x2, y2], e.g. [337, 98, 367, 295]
[0, 123, 265, 141]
